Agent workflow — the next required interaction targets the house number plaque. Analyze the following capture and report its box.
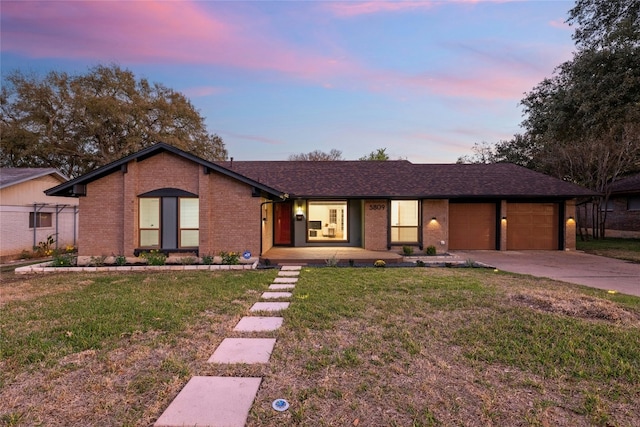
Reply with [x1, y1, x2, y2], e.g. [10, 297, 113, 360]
[369, 204, 386, 210]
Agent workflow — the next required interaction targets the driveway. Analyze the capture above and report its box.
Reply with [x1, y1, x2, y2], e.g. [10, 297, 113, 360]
[451, 250, 640, 297]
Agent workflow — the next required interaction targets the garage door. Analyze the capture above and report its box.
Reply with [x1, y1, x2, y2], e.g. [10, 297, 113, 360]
[507, 203, 559, 250]
[449, 203, 497, 250]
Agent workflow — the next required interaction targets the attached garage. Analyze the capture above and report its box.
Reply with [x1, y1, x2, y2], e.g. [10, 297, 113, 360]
[507, 202, 560, 250]
[449, 202, 497, 250]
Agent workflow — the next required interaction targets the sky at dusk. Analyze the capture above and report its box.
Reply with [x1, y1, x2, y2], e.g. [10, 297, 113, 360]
[1, 0, 577, 163]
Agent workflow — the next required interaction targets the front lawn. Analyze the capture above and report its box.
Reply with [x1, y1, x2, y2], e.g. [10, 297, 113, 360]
[1, 268, 639, 426]
[577, 237, 640, 263]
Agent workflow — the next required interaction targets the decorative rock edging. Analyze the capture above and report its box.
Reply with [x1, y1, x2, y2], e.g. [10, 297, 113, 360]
[14, 259, 259, 274]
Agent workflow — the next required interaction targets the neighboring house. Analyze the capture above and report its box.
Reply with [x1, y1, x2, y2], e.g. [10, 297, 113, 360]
[45, 143, 596, 263]
[0, 168, 79, 261]
[600, 173, 640, 238]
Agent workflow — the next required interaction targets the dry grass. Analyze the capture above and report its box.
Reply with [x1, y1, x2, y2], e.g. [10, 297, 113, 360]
[1, 268, 639, 427]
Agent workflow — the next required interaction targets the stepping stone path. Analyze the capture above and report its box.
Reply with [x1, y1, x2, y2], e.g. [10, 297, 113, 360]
[155, 265, 302, 427]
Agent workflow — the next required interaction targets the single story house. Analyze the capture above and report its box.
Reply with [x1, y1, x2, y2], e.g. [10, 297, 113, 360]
[0, 168, 79, 261]
[45, 143, 597, 263]
[597, 173, 640, 238]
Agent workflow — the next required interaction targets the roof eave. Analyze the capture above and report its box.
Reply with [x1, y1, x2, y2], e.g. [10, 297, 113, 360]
[45, 143, 285, 198]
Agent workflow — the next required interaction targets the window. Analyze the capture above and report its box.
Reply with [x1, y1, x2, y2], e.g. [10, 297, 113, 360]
[29, 212, 52, 228]
[179, 198, 199, 247]
[139, 197, 199, 248]
[139, 198, 160, 247]
[307, 201, 348, 241]
[600, 199, 614, 211]
[391, 200, 419, 243]
[628, 197, 640, 211]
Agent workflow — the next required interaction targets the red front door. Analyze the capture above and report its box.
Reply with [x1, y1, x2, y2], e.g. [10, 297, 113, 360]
[274, 201, 293, 245]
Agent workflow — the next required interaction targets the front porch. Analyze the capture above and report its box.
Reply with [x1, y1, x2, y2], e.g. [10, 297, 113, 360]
[261, 247, 404, 265]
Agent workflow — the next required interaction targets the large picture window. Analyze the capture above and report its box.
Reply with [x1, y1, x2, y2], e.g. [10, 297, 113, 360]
[307, 201, 348, 241]
[139, 197, 199, 249]
[391, 200, 419, 243]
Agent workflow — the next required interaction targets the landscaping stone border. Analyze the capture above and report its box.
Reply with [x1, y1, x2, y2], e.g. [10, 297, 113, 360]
[14, 259, 259, 274]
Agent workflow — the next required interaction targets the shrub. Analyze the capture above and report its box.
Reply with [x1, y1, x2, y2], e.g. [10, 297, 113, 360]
[88, 255, 107, 266]
[325, 254, 339, 267]
[416, 260, 425, 267]
[373, 259, 386, 268]
[201, 254, 214, 265]
[114, 255, 127, 266]
[219, 251, 239, 265]
[51, 253, 74, 267]
[179, 256, 197, 265]
[402, 245, 414, 256]
[425, 245, 437, 256]
[35, 235, 55, 257]
[141, 250, 167, 266]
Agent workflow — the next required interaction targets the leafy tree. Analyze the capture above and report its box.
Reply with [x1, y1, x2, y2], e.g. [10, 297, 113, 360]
[288, 149, 343, 161]
[359, 148, 390, 161]
[0, 64, 227, 177]
[568, 0, 639, 50]
[459, 0, 640, 238]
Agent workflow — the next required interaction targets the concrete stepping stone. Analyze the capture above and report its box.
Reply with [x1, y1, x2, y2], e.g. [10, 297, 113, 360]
[208, 338, 276, 364]
[281, 265, 302, 271]
[274, 277, 298, 283]
[233, 316, 283, 332]
[154, 376, 261, 427]
[261, 291, 292, 299]
[278, 271, 300, 277]
[269, 284, 295, 290]
[250, 301, 290, 312]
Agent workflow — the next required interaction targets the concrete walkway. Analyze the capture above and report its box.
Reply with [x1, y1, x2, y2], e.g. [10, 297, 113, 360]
[453, 250, 640, 297]
[154, 265, 301, 427]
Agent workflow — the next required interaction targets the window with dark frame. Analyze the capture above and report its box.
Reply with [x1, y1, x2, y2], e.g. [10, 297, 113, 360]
[390, 200, 419, 243]
[29, 212, 52, 228]
[138, 197, 199, 248]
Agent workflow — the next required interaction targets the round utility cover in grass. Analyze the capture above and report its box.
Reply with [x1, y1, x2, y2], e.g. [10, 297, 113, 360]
[272, 399, 290, 412]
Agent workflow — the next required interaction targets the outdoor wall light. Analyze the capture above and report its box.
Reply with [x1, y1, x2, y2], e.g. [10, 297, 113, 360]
[501, 216, 507, 220]
[431, 216, 437, 221]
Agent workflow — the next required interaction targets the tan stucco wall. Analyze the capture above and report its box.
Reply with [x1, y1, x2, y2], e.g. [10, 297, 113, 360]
[0, 175, 79, 258]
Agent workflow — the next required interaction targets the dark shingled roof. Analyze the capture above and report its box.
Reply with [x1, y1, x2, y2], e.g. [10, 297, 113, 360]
[611, 173, 640, 195]
[219, 160, 597, 199]
[43, 142, 597, 199]
[0, 168, 67, 189]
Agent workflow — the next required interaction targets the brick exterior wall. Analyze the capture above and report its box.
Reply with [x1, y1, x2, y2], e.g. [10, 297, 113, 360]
[363, 200, 388, 250]
[580, 196, 640, 238]
[79, 172, 124, 256]
[564, 199, 577, 250]
[422, 199, 448, 253]
[77, 152, 264, 258]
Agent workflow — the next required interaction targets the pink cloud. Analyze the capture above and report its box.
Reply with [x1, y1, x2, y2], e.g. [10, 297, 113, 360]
[549, 19, 571, 30]
[323, 0, 495, 17]
[1, 1, 359, 82]
[221, 131, 283, 146]
[181, 86, 228, 98]
[325, 1, 437, 17]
